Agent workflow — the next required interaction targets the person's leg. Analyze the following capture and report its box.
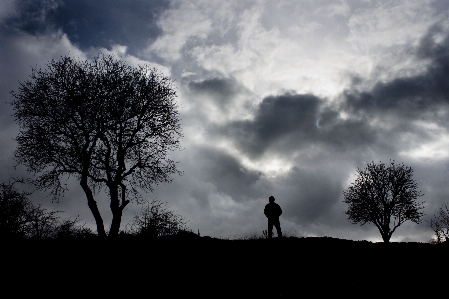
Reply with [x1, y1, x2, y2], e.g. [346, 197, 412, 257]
[268, 219, 273, 239]
[274, 221, 282, 238]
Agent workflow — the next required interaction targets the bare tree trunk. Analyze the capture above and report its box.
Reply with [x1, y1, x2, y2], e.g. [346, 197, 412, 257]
[109, 209, 123, 238]
[80, 178, 107, 238]
[381, 226, 391, 243]
[108, 184, 122, 238]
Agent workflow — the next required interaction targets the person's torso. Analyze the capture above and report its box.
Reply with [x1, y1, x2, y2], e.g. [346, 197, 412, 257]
[265, 203, 280, 218]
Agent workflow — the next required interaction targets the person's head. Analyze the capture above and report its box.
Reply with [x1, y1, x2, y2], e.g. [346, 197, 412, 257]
[269, 196, 275, 203]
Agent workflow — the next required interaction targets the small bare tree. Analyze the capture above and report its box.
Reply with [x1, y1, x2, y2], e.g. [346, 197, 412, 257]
[343, 161, 425, 243]
[429, 204, 449, 244]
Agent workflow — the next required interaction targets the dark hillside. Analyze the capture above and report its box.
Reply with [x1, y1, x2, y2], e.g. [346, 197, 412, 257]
[3, 237, 445, 298]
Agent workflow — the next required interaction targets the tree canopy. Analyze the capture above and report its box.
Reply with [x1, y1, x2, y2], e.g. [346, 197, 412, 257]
[343, 161, 424, 243]
[11, 54, 182, 237]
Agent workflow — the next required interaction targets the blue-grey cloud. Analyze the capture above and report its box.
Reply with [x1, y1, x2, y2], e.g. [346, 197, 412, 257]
[5, 0, 169, 54]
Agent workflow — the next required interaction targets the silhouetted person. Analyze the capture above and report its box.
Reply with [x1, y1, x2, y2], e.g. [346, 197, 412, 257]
[264, 196, 282, 239]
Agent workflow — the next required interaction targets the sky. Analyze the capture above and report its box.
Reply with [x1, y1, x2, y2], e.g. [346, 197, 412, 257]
[1, 0, 449, 242]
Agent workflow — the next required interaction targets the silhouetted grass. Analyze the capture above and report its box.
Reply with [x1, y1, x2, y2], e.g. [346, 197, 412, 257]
[230, 228, 301, 240]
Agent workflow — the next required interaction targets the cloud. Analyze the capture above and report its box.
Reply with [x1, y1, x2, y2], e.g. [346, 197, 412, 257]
[5, 0, 169, 55]
[269, 166, 343, 224]
[186, 76, 257, 123]
[0, 0, 19, 22]
[346, 0, 437, 49]
[191, 146, 262, 202]
[96, 44, 172, 76]
[0, 28, 86, 186]
[222, 93, 321, 157]
[175, 23, 449, 239]
[345, 26, 449, 120]
[0, 27, 85, 125]
[3, 0, 449, 242]
[340, 25, 449, 162]
[216, 92, 381, 164]
[148, 1, 212, 61]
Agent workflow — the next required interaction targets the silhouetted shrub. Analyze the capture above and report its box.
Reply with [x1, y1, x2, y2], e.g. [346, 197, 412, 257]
[26, 205, 61, 240]
[0, 181, 32, 238]
[0, 180, 94, 239]
[53, 217, 96, 239]
[125, 200, 190, 238]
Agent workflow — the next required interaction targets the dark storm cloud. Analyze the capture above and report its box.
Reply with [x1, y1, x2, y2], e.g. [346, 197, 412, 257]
[345, 25, 449, 122]
[191, 146, 262, 203]
[5, 0, 169, 54]
[219, 93, 379, 158]
[189, 77, 239, 103]
[2, 0, 58, 33]
[187, 76, 253, 110]
[223, 94, 321, 157]
[432, 0, 449, 12]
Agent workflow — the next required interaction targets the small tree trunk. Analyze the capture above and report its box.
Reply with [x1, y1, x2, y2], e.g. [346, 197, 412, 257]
[80, 178, 107, 238]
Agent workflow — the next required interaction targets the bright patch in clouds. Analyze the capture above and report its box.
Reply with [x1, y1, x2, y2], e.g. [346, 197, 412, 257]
[149, 1, 212, 61]
[99, 45, 172, 76]
[399, 122, 449, 161]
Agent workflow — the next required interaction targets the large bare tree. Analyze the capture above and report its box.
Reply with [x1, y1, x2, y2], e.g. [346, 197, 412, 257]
[11, 55, 182, 237]
[343, 161, 424, 243]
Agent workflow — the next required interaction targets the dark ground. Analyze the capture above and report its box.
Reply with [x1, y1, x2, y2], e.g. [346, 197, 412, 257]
[3, 236, 445, 298]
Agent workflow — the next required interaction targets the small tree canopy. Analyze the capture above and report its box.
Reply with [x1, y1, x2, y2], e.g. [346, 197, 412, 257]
[11, 54, 182, 237]
[429, 204, 449, 243]
[343, 161, 424, 243]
